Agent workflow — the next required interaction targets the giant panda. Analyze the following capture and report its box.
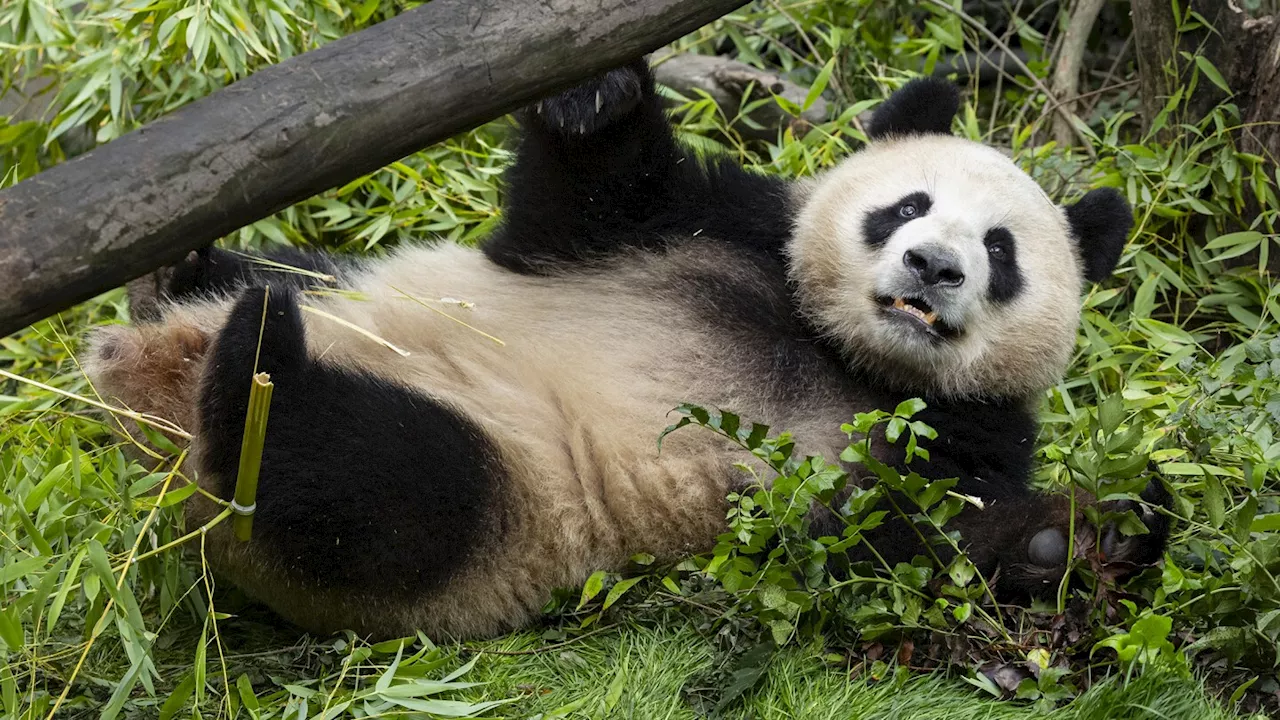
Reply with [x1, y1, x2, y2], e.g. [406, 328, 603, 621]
[85, 60, 1169, 640]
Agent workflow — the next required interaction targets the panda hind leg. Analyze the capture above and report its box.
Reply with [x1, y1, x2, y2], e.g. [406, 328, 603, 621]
[128, 246, 352, 322]
[958, 479, 1172, 599]
[194, 286, 508, 636]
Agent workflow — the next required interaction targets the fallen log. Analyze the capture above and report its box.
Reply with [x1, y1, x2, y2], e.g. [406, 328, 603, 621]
[651, 52, 828, 139]
[0, 0, 748, 337]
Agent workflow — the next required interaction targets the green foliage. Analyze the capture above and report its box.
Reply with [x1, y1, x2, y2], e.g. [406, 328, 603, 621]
[0, 0, 503, 251]
[660, 402, 984, 646]
[1094, 612, 1185, 676]
[3, 0, 1280, 717]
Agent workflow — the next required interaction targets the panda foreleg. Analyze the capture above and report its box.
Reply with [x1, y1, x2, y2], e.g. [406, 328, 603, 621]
[193, 286, 509, 637]
[485, 60, 694, 270]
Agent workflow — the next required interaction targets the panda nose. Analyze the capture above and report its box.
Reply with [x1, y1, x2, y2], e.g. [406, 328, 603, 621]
[904, 245, 965, 287]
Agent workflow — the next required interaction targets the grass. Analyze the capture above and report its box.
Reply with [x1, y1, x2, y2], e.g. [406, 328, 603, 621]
[464, 618, 1237, 720]
[3, 0, 1280, 718]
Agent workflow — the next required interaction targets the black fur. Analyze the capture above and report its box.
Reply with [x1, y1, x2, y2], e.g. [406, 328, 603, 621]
[198, 286, 506, 596]
[805, 389, 1039, 567]
[983, 227, 1024, 303]
[167, 246, 355, 301]
[528, 64, 644, 138]
[866, 77, 961, 139]
[1126, 479, 1174, 565]
[862, 191, 932, 248]
[810, 391, 1170, 597]
[484, 60, 794, 274]
[1065, 188, 1132, 282]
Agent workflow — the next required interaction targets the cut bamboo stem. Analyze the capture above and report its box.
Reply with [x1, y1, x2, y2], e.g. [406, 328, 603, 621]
[232, 372, 273, 542]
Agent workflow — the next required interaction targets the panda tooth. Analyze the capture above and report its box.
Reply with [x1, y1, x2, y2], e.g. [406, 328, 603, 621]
[892, 297, 937, 325]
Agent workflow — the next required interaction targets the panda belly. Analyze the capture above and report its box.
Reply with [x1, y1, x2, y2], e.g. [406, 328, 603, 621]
[329, 242, 747, 531]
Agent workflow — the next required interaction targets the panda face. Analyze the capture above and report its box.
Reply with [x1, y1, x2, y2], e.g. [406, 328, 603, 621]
[788, 134, 1087, 400]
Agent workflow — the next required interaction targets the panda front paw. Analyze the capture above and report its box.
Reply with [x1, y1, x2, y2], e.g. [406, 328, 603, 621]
[523, 60, 649, 138]
[125, 247, 246, 322]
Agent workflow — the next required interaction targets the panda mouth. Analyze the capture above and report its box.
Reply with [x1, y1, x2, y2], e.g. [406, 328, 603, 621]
[877, 295, 958, 338]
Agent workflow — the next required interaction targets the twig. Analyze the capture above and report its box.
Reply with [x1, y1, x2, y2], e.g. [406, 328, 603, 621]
[299, 304, 411, 356]
[923, 0, 1097, 156]
[764, 0, 849, 102]
[390, 285, 505, 346]
[0, 367, 192, 439]
[1079, 38, 1135, 120]
[124, 508, 234, 566]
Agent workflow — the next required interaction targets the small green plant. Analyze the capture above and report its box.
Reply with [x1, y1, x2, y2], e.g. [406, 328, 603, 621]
[1094, 610, 1188, 677]
[655, 401, 1029, 707]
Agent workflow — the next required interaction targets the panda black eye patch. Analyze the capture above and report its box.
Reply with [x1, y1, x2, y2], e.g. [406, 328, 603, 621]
[862, 191, 932, 248]
[984, 226, 1024, 303]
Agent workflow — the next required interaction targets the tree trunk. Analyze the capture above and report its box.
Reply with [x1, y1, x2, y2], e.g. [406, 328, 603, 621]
[1129, 0, 1182, 140]
[1129, 0, 1280, 269]
[1130, 0, 1280, 159]
[0, 0, 748, 338]
[1052, 0, 1108, 148]
[1214, 13, 1280, 164]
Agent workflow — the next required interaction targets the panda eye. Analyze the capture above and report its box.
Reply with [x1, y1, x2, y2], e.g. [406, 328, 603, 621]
[898, 202, 919, 219]
[988, 243, 1006, 259]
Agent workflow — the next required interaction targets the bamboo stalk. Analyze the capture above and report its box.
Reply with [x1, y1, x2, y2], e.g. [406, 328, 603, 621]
[232, 372, 274, 542]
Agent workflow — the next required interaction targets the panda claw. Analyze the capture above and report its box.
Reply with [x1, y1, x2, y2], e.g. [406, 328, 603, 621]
[522, 63, 647, 139]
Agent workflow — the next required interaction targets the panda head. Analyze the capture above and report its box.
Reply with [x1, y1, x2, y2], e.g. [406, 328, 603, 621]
[788, 78, 1132, 400]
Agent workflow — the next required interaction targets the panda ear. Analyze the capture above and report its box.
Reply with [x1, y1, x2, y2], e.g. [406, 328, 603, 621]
[1064, 188, 1133, 283]
[867, 78, 960, 140]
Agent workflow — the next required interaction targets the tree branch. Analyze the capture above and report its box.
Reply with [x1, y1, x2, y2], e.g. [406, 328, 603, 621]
[0, 0, 748, 338]
[1051, 0, 1107, 147]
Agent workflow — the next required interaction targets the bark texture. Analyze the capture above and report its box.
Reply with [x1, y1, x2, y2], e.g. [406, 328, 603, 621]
[1129, 0, 1280, 270]
[1130, 0, 1280, 161]
[1051, 0, 1108, 147]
